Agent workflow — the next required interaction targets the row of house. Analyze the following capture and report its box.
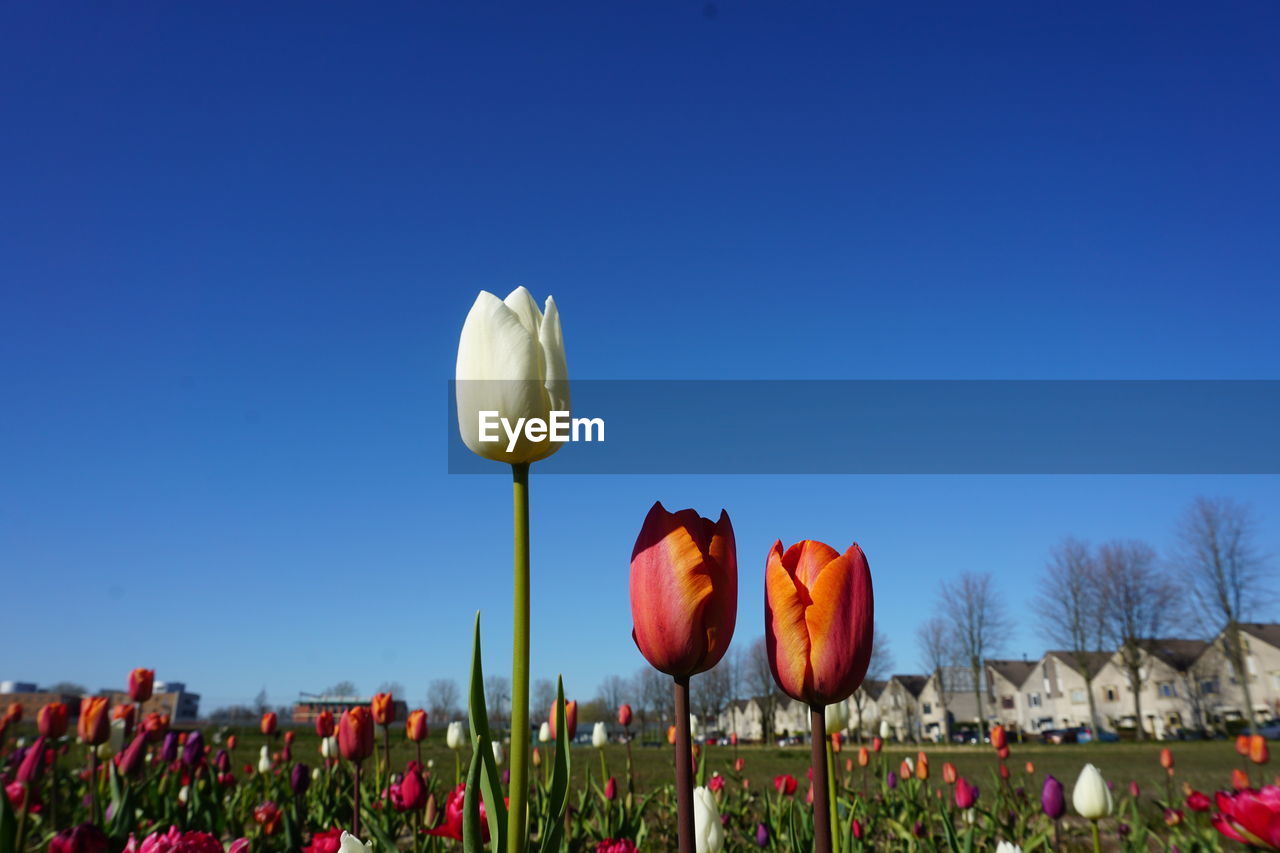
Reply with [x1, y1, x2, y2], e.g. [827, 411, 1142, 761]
[716, 623, 1280, 742]
[0, 681, 201, 722]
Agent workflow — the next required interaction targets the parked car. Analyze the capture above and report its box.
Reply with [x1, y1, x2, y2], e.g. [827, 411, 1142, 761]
[1257, 720, 1280, 739]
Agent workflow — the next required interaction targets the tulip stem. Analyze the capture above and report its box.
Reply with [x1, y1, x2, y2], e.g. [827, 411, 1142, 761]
[811, 706, 833, 853]
[1089, 819, 1101, 853]
[673, 676, 695, 853]
[353, 761, 362, 839]
[507, 462, 531, 853]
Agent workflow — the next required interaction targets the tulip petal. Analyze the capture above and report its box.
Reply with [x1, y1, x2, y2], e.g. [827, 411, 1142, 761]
[695, 509, 737, 672]
[805, 545, 873, 703]
[631, 503, 717, 676]
[503, 286, 543, 337]
[765, 541, 813, 702]
[539, 296, 570, 413]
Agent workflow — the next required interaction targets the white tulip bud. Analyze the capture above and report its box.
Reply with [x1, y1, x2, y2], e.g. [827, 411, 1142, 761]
[338, 832, 372, 853]
[879, 719, 891, 739]
[446, 721, 465, 751]
[592, 722, 608, 748]
[491, 741, 504, 765]
[824, 703, 848, 732]
[1072, 763, 1113, 820]
[178, 785, 189, 804]
[693, 786, 725, 853]
[995, 843, 1022, 853]
[258, 745, 273, 774]
[539, 722, 552, 743]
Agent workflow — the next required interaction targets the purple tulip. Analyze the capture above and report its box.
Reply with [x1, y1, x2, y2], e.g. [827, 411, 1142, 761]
[181, 730, 204, 767]
[755, 823, 770, 847]
[886, 770, 898, 789]
[214, 749, 231, 773]
[1041, 774, 1065, 819]
[161, 731, 180, 763]
[290, 763, 311, 796]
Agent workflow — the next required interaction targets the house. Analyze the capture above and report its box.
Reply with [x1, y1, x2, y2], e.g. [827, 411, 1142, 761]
[880, 675, 928, 741]
[1192, 623, 1280, 726]
[916, 668, 980, 741]
[985, 659, 1038, 733]
[1026, 651, 1110, 733]
[1092, 639, 1210, 738]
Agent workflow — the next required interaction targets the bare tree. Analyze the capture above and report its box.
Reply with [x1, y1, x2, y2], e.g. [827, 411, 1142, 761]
[744, 636, 782, 742]
[484, 675, 510, 728]
[1097, 539, 1178, 741]
[532, 679, 557, 720]
[376, 681, 405, 699]
[917, 618, 956, 741]
[1033, 537, 1107, 733]
[427, 678, 461, 722]
[324, 681, 359, 697]
[692, 658, 733, 729]
[253, 688, 270, 714]
[596, 675, 630, 713]
[1175, 497, 1270, 733]
[852, 628, 892, 742]
[636, 666, 673, 739]
[939, 572, 1010, 738]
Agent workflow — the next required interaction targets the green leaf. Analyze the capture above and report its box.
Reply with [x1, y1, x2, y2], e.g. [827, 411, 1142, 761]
[537, 676, 572, 853]
[465, 612, 507, 851]
[462, 738, 487, 853]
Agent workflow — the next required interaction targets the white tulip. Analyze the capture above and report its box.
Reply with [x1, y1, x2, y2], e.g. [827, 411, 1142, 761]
[320, 735, 337, 758]
[338, 832, 372, 853]
[258, 745, 273, 774]
[455, 287, 569, 465]
[995, 843, 1023, 853]
[311, 768, 322, 780]
[108, 718, 127, 753]
[446, 721, 466, 751]
[592, 722, 608, 748]
[95, 742, 113, 760]
[693, 786, 725, 853]
[879, 719, 891, 739]
[491, 741, 505, 765]
[903, 756, 915, 775]
[539, 722, 552, 743]
[427, 759, 435, 769]
[178, 785, 189, 804]
[1072, 764, 1112, 820]
[824, 703, 848, 732]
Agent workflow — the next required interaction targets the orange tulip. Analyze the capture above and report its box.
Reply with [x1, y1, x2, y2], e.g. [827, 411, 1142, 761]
[1236, 734, 1250, 756]
[548, 698, 578, 741]
[629, 502, 737, 678]
[764, 539, 874, 705]
[371, 693, 396, 726]
[5, 702, 23, 724]
[78, 696, 110, 745]
[1250, 734, 1269, 765]
[831, 732, 843, 753]
[942, 762, 958, 784]
[857, 747, 870, 767]
[667, 725, 677, 745]
[406, 709, 428, 742]
[1160, 748, 1174, 770]
[38, 702, 69, 738]
[990, 724, 1007, 750]
[338, 706, 375, 761]
[260, 711, 278, 736]
[141, 712, 169, 741]
[112, 703, 136, 737]
[1025, 761, 1035, 775]
[1231, 768, 1249, 790]
[916, 752, 929, 781]
[128, 668, 155, 703]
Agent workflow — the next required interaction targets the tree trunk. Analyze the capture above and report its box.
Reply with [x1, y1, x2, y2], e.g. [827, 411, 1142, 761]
[971, 656, 986, 739]
[1085, 674, 1101, 735]
[1128, 664, 1146, 742]
[1229, 622, 1258, 734]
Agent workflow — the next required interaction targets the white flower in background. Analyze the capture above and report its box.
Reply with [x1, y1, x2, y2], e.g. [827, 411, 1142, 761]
[903, 756, 915, 775]
[592, 722, 608, 748]
[446, 721, 465, 751]
[108, 718, 127, 753]
[491, 741, 505, 765]
[879, 719, 891, 739]
[455, 287, 569, 465]
[338, 832, 372, 853]
[824, 702, 848, 732]
[995, 843, 1023, 853]
[320, 736, 337, 758]
[258, 745, 273, 774]
[1072, 764, 1113, 820]
[311, 768, 321, 781]
[539, 722, 552, 743]
[178, 785, 189, 804]
[693, 786, 725, 853]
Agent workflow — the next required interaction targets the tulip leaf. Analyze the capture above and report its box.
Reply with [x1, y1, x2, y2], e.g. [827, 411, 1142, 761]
[462, 737, 486, 853]
[465, 612, 507, 851]
[537, 676, 571, 853]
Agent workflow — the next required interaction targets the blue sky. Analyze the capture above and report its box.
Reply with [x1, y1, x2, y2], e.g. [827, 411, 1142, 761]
[2, 2, 1278, 715]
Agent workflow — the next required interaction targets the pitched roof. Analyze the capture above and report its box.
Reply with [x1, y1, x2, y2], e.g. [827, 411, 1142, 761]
[890, 674, 929, 697]
[985, 659, 1037, 688]
[1046, 650, 1111, 679]
[859, 679, 886, 700]
[1145, 638, 1210, 671]
[1240, 623, 1280, 650]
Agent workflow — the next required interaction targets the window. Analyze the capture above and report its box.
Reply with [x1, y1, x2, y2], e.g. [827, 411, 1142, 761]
[1043, 677, 1051, 695]
[1158, 682, 1176, 698]
[1104, 686, 1118, 702]
[1028, 693, 1042, 708]
[1071, 689, 1086, 704]
[1247, 657, 1258, 676]
[1001, 696, 1015, 710]
[922, 703, 932, 715]
[1201, 679, 1219, 695]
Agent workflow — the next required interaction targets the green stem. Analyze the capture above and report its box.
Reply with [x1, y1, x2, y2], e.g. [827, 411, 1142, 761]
[826, 738, 839, 853]
[1090, 819, 1101, 853]
[599, 748, 608, 788]
[507, 462, 531, 853]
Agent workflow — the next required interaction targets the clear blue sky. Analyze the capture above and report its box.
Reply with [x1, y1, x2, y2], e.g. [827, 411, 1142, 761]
[2, 2, 1278, 715]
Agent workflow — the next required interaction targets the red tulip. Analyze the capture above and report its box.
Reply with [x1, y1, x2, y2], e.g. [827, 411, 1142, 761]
[1211, 785, 1280, 849]
[17, 736, 47, 783]
[391, 765, 428, 812]
[5, 702, 23, 724]
[127, 669, 155, 703]
[406, 709, 428, 742]
[629, 502, 737, 678]
[1186, 790, 1211, 812]
[997, 744, 1010, 761]
[302, 828, 343, 853]
[871, 736, 883, 753]
[548, 698, 578, 741]
[858, 747, 870, 768]
[371, 693, 396, 726]
[955, 777, 979, 809]
[990, 725, 1007, 750]
[426, 783, 490, 843]
[1236, 734, 1251, 756]
[338, 707, 375, 761]
[999, 763, 1011, 781]
[314, 711, 335, 738]
[773, 774, 798, 796]
[734, 757, 745, 773]
[942, 762, 958, 784]
[1160, 748, 1174, 770]
[764, 539, 873, 705]
[260, 712, 278, 736]
[38, 703, 69, 739]
[78, 697, 110, 746]
[49, 823, 108, 853]
[617, 704, 632, 728]
[1250, 734, 1270, 765]
[140, 712, 169, 742]
[254, 801, 282, 835]
[604, 776, 618, 800]
[114, 733, 147, 778]
[227, 734, 238, 750]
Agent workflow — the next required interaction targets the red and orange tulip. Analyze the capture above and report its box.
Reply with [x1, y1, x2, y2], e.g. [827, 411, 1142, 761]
[371, 693, 396, 726]
[78, 696, 110, 745]
[990, 724, 1007, 750]
[916, 752, 929, 781]
[406, 709, 428, 742]
[942, 762, 958, 785]
[629, 502, 737, 678]
[1250, 734, 1270, 765]
[111, 703, 136, 737]
[764, 539, 873, 705]
[5, 702, 23, 724]
[1236, 734, 1250, 757]
[314, 710, 335, 738]
[127, 668, 155, 703]
[38, 702, 69, 739]
[858, 747, 870, 768]
[548, 698, 578, 741]
[260, 711, 278, 736]
[339, 706, 375, 761]
[1160, 747, 1174, 770]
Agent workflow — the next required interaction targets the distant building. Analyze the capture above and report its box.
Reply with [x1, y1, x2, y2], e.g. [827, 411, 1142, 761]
[292, 694, 408, 725]
[107, 681, 201, 721]
[0, 689, 84, 722]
